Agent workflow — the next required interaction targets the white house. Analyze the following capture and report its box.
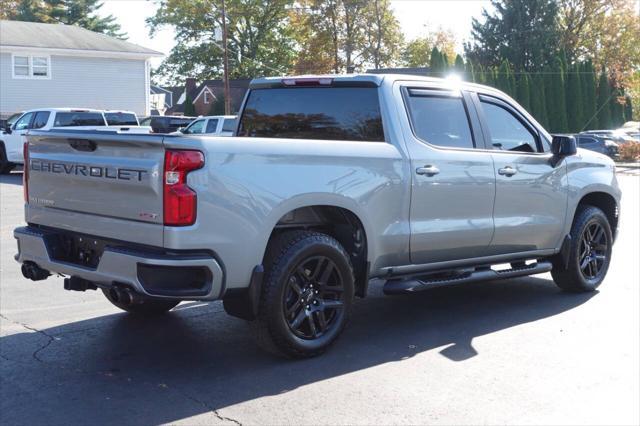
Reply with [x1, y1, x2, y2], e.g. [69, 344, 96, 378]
[0, 20, 163, 119]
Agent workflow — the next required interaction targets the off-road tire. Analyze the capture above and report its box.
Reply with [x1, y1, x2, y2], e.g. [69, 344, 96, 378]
[102, 288, 180, 315]
[551, 205, 613, 292]
[253, 230, 355, 358]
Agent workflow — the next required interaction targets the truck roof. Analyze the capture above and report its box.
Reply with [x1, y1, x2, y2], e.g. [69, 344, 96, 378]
[250, 73, 497, 94]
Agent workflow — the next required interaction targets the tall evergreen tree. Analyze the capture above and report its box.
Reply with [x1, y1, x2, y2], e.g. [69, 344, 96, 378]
[476, 64, 486, 84]
[183, 94, 196, 117]
[454, 54, 465, 73]
[624, 95, 633, 122]
[6, 0, 126, 38]
[496, 61, 512, 94]
[610, 89, 625, 128]
[596, 70, 611, 129]
[582, 60, 597, 130]
[545, 57, 568, 132]
[516, 73, 531, 112]
[465, 59, 476, 82]
[464, 0, 560, 71]
[566, 63, 583, 132]
[531, 72, 549, 129]
[429, 47, 443, 76]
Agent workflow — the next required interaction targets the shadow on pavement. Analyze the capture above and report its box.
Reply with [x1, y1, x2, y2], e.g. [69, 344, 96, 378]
[0, 171, 23, 186]
[0, 277, 595, 425]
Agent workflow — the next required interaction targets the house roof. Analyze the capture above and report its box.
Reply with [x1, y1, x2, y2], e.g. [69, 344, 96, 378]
[190, 79, 251, 102]
[0, 20, 162, 58]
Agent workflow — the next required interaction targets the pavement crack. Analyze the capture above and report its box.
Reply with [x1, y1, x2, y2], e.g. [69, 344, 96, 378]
[0, 313, 55, 362]
[180, 392, 242, 425]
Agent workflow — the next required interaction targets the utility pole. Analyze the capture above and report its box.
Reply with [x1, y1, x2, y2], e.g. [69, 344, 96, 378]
[221, 0, 231, 115]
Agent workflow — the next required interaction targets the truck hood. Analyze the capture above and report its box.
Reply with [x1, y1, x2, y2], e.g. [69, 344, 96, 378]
[575, 147, 615, 167]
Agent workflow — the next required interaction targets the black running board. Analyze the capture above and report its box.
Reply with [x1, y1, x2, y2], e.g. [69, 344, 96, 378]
[383, 260, 553, 295]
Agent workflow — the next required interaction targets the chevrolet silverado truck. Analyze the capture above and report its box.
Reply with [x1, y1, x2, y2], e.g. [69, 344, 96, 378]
[14, 74, 621, 358]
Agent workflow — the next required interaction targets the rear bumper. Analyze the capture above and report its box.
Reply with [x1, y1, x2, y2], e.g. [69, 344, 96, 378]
[14, 226, 224, 301]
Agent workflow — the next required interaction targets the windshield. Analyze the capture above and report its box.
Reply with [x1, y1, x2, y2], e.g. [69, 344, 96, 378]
[7, 112, 22, 127]
[104, 112, 139, 126]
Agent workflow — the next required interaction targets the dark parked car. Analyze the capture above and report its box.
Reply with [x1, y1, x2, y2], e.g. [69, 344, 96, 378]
[576, 134, 619, 159]
[139, 115, 195, 133]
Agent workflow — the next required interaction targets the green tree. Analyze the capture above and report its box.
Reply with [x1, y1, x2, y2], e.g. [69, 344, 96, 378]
[465, 59, 476, 82]
[496, 60, 514, 95]
[464, 0, 560, 71]
[624, 95, 633, 122]
[294, 0, 403, 73]
[545, 57, 568, 132]
[566, 63, 583, 132]
[582, 60, 598, 130]
[401, 38, 430, 68]
[183, 94, 196, 117]
[596, 70, 611, 129]
[530, 72, 549, 128]
[453, 54, 465, 73]
[149, 0, 296, 82]
[475, 64, 486, 84]
[610, 89, 625, 128]
[208, 93, 225, 116]
[401, 27, 457, 68]
[361, 0, 404, 70]
[4, 0, 126, 38]
[429, 47, 444, 76]
[516, 73, 531, 112]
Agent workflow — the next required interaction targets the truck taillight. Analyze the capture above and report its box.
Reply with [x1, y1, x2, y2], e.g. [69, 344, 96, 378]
[23, 142, 29, 203]
[163, 150, 204, 226]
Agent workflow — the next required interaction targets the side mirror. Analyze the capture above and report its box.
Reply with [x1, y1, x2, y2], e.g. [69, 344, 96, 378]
[551, 135, 577, 157]
[2, 126, 11, 134]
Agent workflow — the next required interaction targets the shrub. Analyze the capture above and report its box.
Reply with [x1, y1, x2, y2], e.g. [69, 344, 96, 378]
[618, 142, 640, 162]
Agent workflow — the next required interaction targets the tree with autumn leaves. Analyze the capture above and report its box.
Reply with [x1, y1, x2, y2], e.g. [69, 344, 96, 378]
[144, 0, 637, 125]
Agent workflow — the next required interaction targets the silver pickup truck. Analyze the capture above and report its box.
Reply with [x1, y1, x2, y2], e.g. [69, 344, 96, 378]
[14, 74, 621, 358]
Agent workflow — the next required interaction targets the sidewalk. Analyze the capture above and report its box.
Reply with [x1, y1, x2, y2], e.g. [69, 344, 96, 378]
[615, 161, 640, 169]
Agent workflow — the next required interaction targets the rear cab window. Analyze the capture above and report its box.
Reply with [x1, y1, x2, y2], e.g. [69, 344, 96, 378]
[238, 85, 385, 142]
[104, 112, 139, 126]
[54, 112, 105, 127]
[222, 118, 237, 133]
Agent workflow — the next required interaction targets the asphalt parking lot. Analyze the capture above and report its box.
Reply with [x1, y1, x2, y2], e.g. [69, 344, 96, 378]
[1, 169, 639, 426]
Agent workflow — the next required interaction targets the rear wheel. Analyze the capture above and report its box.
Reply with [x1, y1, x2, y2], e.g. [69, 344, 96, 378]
[551, 206, 613, 292]
[102, 288, 179, 315]
[253, 231, 354, 358]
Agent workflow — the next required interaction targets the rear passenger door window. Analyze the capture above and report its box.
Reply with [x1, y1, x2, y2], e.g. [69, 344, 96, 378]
[32, 111, 50, 129]
[404, 89, 475, 149]
[480, 98, 539, 153]
[205, 119, 219, 134]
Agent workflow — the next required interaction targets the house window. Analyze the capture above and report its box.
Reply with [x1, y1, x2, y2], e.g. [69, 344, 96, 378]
[204, 91, 211, 104]
[12, 55, 51, 79]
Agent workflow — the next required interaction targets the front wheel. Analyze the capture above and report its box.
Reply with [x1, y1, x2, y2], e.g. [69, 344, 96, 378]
[253, 231, 355, 358]
[552, 205, 613, 292]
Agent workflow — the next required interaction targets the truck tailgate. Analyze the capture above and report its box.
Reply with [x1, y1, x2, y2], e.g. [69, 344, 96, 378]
[25, 131, 165, 244]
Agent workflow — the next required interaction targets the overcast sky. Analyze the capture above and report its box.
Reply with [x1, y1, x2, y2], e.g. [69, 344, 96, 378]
[99, 0, 491, 68]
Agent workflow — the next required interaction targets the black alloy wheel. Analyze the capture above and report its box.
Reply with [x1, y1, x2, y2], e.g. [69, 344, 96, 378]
[578, 222, 608, 280]
[283, 256, 345, 340]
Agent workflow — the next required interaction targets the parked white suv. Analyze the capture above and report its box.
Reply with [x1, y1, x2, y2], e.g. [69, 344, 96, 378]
[178, 115, 237, 136]
[0, 108, 151, 173]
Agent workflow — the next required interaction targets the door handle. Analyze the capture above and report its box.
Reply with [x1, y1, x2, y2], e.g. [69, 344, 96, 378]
[416, 165, 440, 176]
[498, 166, 517, 176]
